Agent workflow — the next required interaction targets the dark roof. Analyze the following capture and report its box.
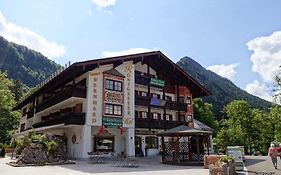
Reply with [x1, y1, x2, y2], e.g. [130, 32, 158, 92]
[193, 119, 214, 132]
[103, 68, 125, 78]
[157, 125, 212, 136]
[13, 51, 211, 110]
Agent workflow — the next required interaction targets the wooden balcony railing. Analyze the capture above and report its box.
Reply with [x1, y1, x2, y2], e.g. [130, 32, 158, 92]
[135, 95, 187, 111]
[35, 86, 86, 113]
[33, 112, 85, 128]
[135, 74, 150, 86]
[135, 118, 188, 130]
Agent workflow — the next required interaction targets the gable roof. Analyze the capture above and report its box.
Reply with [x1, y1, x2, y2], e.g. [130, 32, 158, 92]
[13, 51, 211, 110]
[193, 119, 214, 132]
[103, 68, 125, 78]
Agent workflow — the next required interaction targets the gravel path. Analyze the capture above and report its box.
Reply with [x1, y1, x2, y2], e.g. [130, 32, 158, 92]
[0, 156, 209, 175]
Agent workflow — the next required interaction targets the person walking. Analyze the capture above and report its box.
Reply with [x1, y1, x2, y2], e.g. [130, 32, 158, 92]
[268, 143, 278, 169]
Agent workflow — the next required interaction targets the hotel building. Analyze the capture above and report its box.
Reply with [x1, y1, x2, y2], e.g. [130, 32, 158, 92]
[13, 51, 211, 159]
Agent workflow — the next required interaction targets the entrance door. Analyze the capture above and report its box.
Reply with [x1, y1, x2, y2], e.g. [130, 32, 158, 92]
[135, 136, 143, 156]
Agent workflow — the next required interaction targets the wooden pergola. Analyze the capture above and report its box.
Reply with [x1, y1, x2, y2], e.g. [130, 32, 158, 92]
[157, 125, 212, 165]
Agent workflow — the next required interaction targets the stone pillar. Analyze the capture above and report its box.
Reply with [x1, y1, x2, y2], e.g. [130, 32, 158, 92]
[80, 125, 92, 159]
[125, 128, 135, 157]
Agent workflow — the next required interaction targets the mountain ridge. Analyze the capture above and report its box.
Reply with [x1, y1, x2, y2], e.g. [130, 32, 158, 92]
[0, 35, 60, 87]
[177, 56, 272, 118]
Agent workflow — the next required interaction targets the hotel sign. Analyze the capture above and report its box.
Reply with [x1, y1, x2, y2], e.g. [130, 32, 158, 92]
[150, 78, 165, 87]
[102, 117, 123, 128]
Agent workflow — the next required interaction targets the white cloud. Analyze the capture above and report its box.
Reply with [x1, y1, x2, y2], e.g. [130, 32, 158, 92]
[247, 31, 281, 82]
[245, 80, 272, 102]
[0, 11, 65, 58]
[91, 0, 116, 8]
[91, 0, 116, 14]
[207, 63, 239, 81]
[102, 48, 154, 57]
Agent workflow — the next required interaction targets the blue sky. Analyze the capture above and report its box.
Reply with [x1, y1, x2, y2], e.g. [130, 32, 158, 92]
[1, 0, 281, 102]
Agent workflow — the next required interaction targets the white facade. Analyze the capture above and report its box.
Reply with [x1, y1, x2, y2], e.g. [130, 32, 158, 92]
[16, 52, 212, 160]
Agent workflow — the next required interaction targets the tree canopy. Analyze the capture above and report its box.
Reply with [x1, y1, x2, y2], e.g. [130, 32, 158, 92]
[0, 72, 20, 143]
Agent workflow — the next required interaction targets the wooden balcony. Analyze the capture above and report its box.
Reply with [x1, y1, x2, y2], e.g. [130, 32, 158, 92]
[33, 112, 85, 128]
[135, 118, 188, 130]
[135, 74, 150, 86]
[35, 86, 86, 113]
[166, 101, 187, 111]
[135, 95, 187, 111]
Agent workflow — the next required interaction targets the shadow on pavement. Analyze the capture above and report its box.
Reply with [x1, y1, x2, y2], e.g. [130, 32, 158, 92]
[244, 157, 266, 166]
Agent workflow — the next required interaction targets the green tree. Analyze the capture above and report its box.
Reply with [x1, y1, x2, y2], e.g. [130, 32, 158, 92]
[251, 109, 273, 155]
[270, 106, 281, 141]
[193, 98, 219, 132]
[224, 100, 254, 152]
[10, 79, 27, 102]
[0, 72, 20, 143]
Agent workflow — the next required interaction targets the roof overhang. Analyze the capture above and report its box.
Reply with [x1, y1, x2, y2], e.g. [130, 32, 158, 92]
[13, 51, 211, 110]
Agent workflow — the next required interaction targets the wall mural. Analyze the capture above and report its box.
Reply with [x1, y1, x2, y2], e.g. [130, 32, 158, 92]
[104, 91, 124, 104]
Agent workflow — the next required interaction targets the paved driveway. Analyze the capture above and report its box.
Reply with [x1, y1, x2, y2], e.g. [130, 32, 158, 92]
[0, 156, 209, 175]
[245, 156, 281, 174]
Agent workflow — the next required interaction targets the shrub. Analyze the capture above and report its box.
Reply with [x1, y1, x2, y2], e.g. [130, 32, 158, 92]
[47, 140, 58, 156]
[0, 144, 5, 157]
[219, 155, 234, 163]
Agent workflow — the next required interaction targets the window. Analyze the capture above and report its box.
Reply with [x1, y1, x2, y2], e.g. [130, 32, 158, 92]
[94, 137, 114, 152]
[105, 79, 122, 92]
[145, 137, 158, 149]
[165, 95, 172, 101]
[140, 111, 147, 118]
[187, 115, 193, 122]
[141, 91, 147, 97]
[186, 97, 192, 105]
[180, 114, 186, 122]
[166, 114, 173, 121]
[178, 96, 184, 103]
[151, 93, 160, 99]
[114, 105, 122, 115]
[105, 103, 122, 116]
[152, 113, 161, 120]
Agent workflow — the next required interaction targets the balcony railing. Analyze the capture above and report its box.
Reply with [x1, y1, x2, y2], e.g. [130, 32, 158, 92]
[135, 118, 188, 130]
[135, 95, 187, 111]
[135, 74, 150, 86]
[35, 86, 86, 113]
[166, 101, 187, 111]
[135, 74, 163, 88]
[33, 112, 85, 128]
